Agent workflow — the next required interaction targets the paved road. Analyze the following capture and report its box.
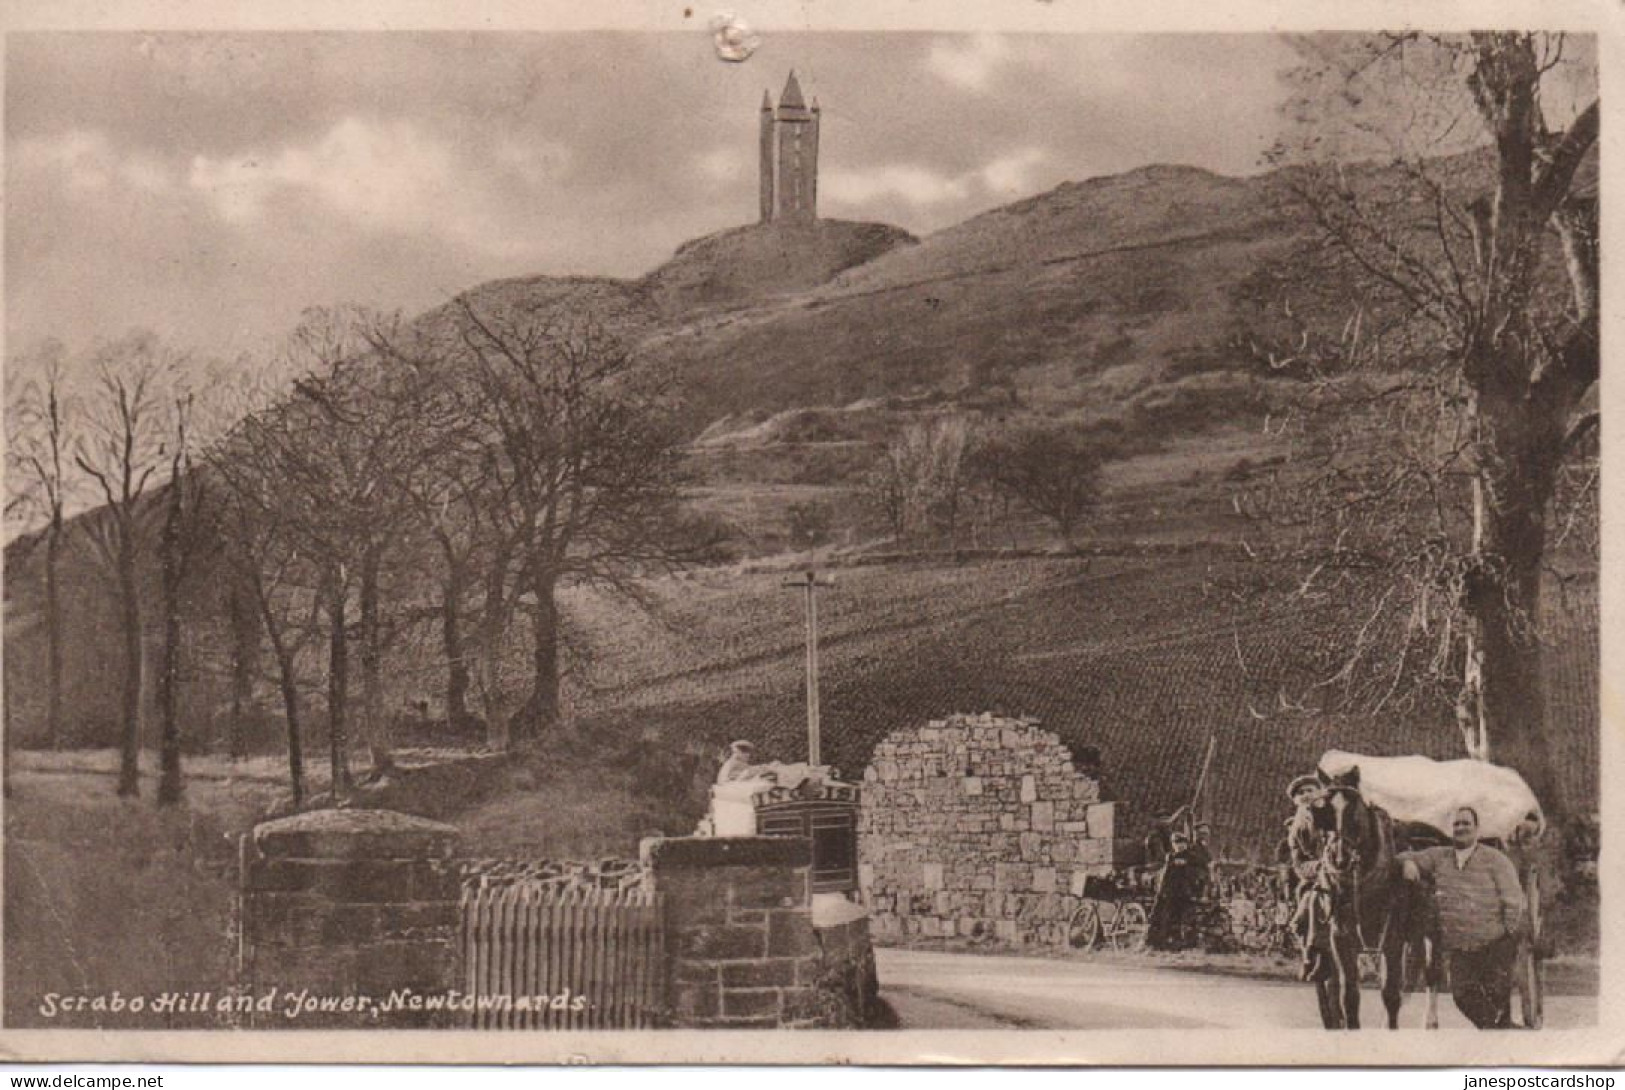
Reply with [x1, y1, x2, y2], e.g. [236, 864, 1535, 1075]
[876, 948, 1597, 1030]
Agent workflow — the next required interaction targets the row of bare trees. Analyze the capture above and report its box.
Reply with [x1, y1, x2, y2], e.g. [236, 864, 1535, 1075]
[6, 334, 217, 800]
[212, 300, 718, 804]
[7, 298, 715, 806]
[865, 416, 1114, 548]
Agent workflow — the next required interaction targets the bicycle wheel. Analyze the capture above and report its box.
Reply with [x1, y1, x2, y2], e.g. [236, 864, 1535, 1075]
[1069, 899, 1104, 949]
[1119, 901, 1150, 949]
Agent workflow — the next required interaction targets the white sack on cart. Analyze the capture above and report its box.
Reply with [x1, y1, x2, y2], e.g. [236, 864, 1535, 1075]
[1318, 749, 1543, 841]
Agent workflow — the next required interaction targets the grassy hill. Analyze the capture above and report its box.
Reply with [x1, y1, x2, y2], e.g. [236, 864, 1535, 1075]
[644, 218, 917, 314]
[645, 164, 1293, 429]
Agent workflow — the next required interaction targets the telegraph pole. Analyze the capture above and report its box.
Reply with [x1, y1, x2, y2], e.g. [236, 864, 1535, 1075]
[783, 570, 833, 765]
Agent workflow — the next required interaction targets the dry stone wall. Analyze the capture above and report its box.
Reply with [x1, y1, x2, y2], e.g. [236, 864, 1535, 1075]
[859, 714, 1124, 946]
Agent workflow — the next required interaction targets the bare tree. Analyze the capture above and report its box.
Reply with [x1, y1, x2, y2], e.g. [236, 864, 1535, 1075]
[865, 416, 973, 547]
[208, 361, 332, 802]
[214, 323, 368, 796]
[211, 434, 319, 804]
[211, 307, 470, 791]
[1252, 33, 1597, 818]
[397, 405, 491, 734]
[5, 340, 77, 749]
[74, 334, 175, 797]
[154, 389, 213, 806]
[279, 308, 453, 779]
[361, 322, 496, 738]
[971, 423, 1107, 546]
[193, 359, 301, 765]
[452, 298, 717, 747]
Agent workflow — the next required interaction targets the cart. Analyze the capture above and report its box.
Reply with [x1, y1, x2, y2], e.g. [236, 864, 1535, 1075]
[1514, 854, 1546, 1029]
[1067, 870, 1155, 950]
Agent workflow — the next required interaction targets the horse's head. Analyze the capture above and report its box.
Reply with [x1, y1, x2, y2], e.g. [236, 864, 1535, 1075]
[1315, 765, 1370, 874]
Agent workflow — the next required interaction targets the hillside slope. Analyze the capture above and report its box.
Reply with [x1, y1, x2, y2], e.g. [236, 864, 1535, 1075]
[411, 163, 1298, 441]
[644, 218, 917, 315]
[644, 165, 1298, 426]
[565, 554, 1598, 862]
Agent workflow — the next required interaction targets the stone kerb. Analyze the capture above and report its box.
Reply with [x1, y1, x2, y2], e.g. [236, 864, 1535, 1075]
[859, 713, 1124, 946]
[238, 808, 462, 1028]
[641, 835, 834, 1028]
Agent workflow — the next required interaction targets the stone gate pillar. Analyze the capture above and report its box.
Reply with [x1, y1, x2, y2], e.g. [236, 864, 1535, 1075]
[237, 809, 462, 1028]
[641, 836, 828, 1028]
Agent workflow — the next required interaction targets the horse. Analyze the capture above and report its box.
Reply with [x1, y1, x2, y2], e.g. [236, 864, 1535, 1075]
[1306, 765, 1444, 1029]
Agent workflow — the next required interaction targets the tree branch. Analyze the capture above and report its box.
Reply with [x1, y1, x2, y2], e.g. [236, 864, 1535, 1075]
[1532, 99, 1598, 221]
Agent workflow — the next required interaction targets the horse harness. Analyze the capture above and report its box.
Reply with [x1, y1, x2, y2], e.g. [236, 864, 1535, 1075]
[1316, 784, 1395, 955]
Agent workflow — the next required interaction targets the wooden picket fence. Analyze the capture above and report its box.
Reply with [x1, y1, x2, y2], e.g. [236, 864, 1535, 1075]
[460, 883, 666, 1029]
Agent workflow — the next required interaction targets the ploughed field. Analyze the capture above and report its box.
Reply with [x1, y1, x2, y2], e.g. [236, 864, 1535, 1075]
[568, 550, 1598, 859]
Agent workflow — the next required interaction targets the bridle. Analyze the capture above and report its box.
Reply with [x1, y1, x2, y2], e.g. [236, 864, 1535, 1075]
[1316, 790, 1358, 886]
[1317, 782, 1389, 952]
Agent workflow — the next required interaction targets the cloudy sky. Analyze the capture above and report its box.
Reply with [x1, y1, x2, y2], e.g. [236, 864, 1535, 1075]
[7, 32, 1297, 361]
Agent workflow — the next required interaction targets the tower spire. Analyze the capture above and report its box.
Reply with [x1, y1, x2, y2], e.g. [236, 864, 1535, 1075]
[780, 70, 807, 111]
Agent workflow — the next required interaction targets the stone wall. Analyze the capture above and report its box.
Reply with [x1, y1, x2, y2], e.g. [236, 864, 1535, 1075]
[237, 809, 463, 1028]
[641, 835, 872, 1028]
[238, 809, 881, 1029]
[808, 911, 881, 1025]
[859, 713, 1130, 946]
[1214, 865, 1294, 955]
[460, 856, 643, 893]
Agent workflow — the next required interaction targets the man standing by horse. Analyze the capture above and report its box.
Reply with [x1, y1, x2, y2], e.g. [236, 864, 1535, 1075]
[1283, 774, 1329, 980]
[1399, 806, 1526, 1029]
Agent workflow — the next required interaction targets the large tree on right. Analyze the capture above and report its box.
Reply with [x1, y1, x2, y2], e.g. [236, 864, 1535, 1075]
[1259, 33, 1597, 822]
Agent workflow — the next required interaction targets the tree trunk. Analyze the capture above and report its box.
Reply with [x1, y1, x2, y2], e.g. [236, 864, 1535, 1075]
[3, 653, 12, 798]
[1457, 44, 1595, 836]
[441, 557, 470, 730]
[227, 579, 261, 761]
[512, 572, 560, 748]
[1469, 378, 1568, 822]
[479, 547, 513, 751]
[156, 499, 185, 807]
[327, 575, 352, 798]
[116, 537, 143, 798]
[277, 649, 306, 806]
[255, 583, 305, 806]
[357, 546, 393, 776]
[45, 515, 64, 750]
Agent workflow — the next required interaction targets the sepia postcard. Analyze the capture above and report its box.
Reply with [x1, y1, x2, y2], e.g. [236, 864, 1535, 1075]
[0, 0, 1619, 1067]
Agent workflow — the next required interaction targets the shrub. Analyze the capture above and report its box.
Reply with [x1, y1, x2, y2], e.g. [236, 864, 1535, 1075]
[969, 423, 1111, 545]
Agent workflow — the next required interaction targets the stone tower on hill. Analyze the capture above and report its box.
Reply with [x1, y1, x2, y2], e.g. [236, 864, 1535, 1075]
[759, 71, 820, 223]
